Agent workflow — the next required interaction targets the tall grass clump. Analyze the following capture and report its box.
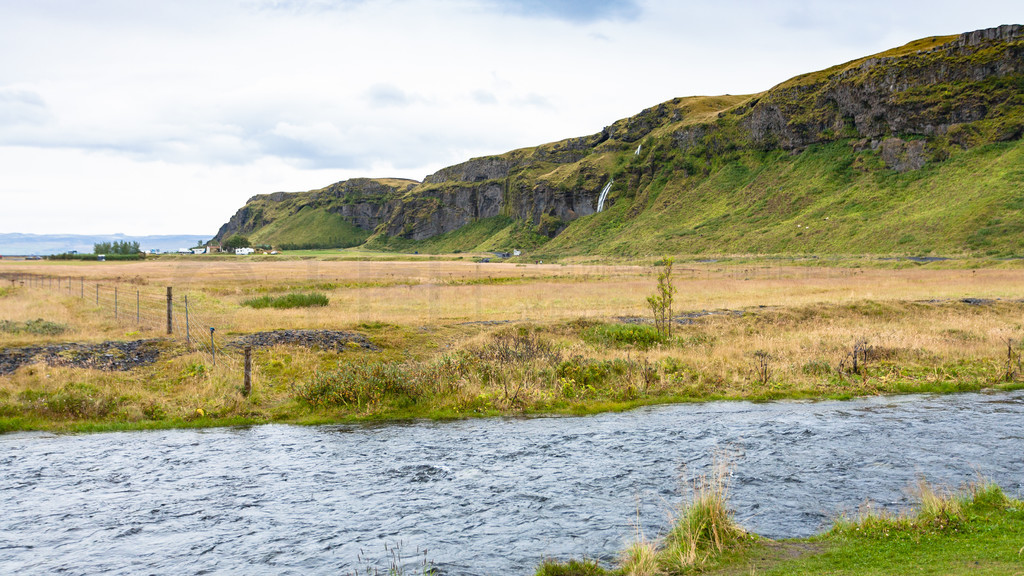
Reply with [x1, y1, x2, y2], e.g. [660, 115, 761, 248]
[659, 464, 748, 571]
[297, 361, 430, 409]
[534, 558, 609, 576]
[618, 537, 658, 576]
[540, 462, 749, 576]
[241, 292, 329, 309]
[829, 477, 1018, 538]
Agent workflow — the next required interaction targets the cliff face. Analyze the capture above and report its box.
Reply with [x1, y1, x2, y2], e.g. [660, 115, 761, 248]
[213, 26, 1024, 255]
[211, 178, 416, 246]
[740, 24, 1024, 150]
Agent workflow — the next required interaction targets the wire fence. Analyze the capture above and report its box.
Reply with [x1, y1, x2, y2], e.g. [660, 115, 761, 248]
[1, 271, 236, 368]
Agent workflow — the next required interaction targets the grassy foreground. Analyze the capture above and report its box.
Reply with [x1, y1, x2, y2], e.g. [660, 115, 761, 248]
[536, 473, 1024, 576]
[2, 258, 1024, 433]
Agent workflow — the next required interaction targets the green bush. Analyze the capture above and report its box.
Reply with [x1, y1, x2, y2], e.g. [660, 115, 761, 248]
[585, 323, 664, 349]
[0, 318, 67, 335]
[241, 292, 329, 309]
[223, 234, 250, 250]
[297, 361, 426, 408]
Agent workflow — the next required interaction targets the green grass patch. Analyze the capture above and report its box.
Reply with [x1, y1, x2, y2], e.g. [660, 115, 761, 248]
[0, 318, 67, 335]
[251, 206, 370, 249]
[584, 323, 665, 349]
[240, 292, 329, 309]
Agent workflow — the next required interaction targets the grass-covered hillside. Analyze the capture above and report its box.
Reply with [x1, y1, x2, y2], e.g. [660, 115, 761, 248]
[213, 25, 1024, 258]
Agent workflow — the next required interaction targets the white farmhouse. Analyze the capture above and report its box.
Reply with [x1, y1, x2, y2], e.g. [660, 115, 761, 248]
[235, 247, 255, 255]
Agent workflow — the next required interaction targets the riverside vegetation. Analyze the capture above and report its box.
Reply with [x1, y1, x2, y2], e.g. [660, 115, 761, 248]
[2, 257, 1024, 432]
[536, 468, 1024, 576]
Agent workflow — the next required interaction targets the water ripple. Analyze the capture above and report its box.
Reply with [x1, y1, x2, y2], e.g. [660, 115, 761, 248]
[2, 391, 1023, 575]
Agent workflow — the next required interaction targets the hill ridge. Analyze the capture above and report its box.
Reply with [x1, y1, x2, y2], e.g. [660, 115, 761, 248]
[213, 25, 1024, 257]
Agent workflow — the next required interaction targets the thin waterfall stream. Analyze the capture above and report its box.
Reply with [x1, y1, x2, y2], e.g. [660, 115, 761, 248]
[596, 179, 613, 212]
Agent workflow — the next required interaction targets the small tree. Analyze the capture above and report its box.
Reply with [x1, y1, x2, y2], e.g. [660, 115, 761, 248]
[223, 235, 250, 250]
[647, 257, 676, 339]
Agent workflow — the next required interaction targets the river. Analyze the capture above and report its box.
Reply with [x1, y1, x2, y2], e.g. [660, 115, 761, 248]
[2, 391, 1022, 575]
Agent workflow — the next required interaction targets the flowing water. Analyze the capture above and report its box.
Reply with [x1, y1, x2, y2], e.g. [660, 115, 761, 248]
[596, 180, 613, 212]
[2, 391, 1023, 575]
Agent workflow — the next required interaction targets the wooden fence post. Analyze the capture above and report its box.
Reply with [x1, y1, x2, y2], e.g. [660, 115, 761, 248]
[243, 347, 252, 397]
[166, 287, 173, 335]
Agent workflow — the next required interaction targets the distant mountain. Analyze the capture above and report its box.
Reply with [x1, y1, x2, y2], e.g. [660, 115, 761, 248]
[0, 233, 208, 256]
[214, 25, 1024, 258]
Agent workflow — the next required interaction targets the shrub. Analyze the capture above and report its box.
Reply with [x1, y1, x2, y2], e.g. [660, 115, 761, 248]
[223, 234, 250, 250]
[585, 323, 664, 349]
[43, 383, 116, 418]
[0, 318, 67, 335]
[297, 361, 428, 408]
[476, 328, 561, 366]
[241, 292, 329, 309]
[647, 257, 676, 339]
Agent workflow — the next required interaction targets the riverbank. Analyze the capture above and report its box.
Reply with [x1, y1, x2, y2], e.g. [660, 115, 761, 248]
[537, 477, 1024, 576]
[3, 259, 1024, 433]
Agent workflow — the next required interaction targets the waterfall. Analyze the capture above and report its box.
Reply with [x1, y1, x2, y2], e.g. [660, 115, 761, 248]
[635, 143, 642, 155]
[596, 180, 613, 212]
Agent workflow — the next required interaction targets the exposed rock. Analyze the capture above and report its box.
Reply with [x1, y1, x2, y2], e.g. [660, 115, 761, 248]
[385, 182, 504, 240]
[0, 340, 165, 375]
[227, 330, 377, 351]
[879, 138, 927, 172]
[744, 25, 1024, 150]
[211, 178, 416, 244]
[424, 157, 516, 185]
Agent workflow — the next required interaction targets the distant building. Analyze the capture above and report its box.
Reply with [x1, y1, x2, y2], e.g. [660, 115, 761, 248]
[235, 247, 255, 255]
[191, 247, 208, 255]
[177, 248, 193, 254]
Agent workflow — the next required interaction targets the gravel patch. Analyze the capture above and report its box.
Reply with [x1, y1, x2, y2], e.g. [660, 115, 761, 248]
[0, 339, 165, 375]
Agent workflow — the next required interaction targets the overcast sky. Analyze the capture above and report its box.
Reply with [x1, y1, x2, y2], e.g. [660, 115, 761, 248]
[1, 1, 1019, 237]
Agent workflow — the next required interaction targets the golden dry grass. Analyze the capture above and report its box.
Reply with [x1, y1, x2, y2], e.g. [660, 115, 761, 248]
[3, 258, 1024, 430]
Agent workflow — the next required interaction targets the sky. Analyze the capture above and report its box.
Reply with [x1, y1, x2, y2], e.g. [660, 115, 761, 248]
[0, 1, 1020, 237]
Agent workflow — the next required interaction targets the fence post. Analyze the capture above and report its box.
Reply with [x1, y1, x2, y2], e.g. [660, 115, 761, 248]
[166, 287, 173, 335]
[136, 290, 140, 325]
[243, 347, 252, 397]
[210, 327, 216, 366]
[185, 295, 190, 344]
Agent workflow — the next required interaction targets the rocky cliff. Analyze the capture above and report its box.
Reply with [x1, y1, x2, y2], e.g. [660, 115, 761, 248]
[211, 178, 416, 248]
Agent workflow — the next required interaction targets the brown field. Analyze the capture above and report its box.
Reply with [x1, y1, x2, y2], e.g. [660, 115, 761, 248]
[2, 257, 1023, 431]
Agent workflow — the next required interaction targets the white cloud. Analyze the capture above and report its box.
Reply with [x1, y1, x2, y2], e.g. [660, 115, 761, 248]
[0, 0, 1021, 235]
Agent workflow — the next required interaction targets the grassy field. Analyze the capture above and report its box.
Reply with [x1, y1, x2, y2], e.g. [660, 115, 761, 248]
[2, 256, 1024, 434]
